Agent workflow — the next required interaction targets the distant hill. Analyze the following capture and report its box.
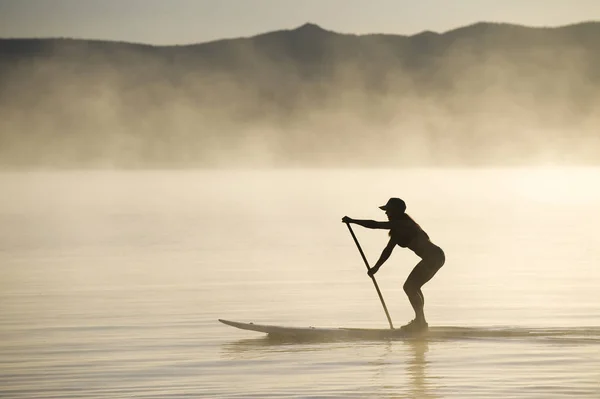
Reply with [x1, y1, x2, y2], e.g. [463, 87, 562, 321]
[1, 21, 599, 168]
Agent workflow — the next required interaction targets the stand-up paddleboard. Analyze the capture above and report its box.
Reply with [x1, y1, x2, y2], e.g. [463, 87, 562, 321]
[218, 319, 417, 339]
[219, 319, 600, 342]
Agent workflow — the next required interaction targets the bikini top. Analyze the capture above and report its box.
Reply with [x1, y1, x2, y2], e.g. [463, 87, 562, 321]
[389, 215, 430, 254]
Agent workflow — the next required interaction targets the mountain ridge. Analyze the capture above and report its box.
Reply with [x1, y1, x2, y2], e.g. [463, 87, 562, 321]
[2, 20, 598, 48]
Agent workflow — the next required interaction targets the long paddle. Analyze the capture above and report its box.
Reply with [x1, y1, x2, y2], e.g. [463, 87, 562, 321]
[345, 223, 394, 329]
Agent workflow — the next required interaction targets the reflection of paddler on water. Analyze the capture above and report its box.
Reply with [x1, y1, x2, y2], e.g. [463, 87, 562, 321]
[342, 197, 445, 333]
[406, 339, 438, 399]
[370, 340, 438, 399]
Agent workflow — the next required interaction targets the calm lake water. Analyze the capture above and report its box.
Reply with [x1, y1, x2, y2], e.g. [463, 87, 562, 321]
[1, 169, 599, 398]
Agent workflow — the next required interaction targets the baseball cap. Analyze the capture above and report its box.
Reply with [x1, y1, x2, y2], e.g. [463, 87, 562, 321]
[379, 197, 406, 213]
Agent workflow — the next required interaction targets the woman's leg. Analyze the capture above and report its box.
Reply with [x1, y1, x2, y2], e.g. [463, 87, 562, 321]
[403, 262, 432, 323]
[403, 253, 444, 327]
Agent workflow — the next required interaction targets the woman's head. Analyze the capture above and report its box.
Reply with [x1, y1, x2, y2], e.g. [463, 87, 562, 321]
[379, 197, 407, 219]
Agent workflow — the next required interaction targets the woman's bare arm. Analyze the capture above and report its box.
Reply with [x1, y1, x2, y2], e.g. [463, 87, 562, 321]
[343, 217, 391, 229]
[369, 238, 396, 276]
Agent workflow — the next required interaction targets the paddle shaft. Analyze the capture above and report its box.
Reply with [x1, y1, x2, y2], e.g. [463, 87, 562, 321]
[345, 223, 394, 329]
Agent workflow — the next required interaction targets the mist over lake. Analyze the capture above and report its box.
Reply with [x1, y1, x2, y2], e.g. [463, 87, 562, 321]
[1, 22, 600, 168]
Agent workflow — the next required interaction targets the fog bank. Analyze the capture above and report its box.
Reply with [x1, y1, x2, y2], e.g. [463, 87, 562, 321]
[1, 22, 599, 168]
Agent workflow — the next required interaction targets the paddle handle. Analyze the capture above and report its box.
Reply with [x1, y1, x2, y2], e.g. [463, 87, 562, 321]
[345, 223, 394, 329]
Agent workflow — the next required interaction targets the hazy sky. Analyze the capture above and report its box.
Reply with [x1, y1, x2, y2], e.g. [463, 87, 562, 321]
[1, 0, 600, 45]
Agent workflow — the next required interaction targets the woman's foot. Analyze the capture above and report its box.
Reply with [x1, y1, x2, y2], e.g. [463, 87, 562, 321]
[400, 319, 428, 333]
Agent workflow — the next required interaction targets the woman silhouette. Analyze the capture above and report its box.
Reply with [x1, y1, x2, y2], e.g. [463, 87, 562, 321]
[343, 198, 445, 332]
